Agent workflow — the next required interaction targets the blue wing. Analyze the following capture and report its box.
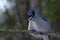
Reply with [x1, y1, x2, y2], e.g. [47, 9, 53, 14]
[35, 11, 48, 22]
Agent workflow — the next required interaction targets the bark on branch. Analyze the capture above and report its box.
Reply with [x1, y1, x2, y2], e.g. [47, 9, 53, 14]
[0, 29, 60, 38]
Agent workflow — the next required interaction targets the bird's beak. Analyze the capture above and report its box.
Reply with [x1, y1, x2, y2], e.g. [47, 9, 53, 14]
[25, 15, 32, 19]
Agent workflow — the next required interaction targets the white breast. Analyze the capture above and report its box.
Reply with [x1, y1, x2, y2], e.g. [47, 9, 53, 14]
[28, 16, 51, 32]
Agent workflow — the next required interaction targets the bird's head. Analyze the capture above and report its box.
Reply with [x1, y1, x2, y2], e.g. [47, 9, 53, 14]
[27, 9, 35, 20]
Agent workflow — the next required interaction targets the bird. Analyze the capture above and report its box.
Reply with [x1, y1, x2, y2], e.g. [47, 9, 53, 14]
[27, 8, 51, 40]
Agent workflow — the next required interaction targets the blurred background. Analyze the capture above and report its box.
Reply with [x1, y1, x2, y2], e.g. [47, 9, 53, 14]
[0, 0, 60, 40]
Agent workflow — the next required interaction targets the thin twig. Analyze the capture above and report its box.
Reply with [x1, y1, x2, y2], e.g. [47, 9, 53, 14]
[0, 29, 60, 38]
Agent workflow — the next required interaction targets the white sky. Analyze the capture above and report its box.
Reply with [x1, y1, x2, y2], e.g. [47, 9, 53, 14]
[0, 0, 8, 23]
[0, 0, 15, 11]
[0, 0, 7, 10]
[0, 0, 15, 23]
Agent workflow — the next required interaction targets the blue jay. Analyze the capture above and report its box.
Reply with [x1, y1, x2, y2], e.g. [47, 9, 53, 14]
[27, 9, 51, 40]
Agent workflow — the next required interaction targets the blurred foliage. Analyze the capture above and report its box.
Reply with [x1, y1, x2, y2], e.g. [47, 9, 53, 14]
[31, 37, 37, 40]
[43, 0, 60, 21]
[0, 31, 8, 37]
[3, 7, 16, 29]
[0, 7, 16, 40]
[4, 14, 16, 29]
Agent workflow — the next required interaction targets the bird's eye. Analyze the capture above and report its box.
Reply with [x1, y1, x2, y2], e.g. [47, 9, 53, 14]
[32, 11, 35, 14]
[32, 11, 35, 17]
